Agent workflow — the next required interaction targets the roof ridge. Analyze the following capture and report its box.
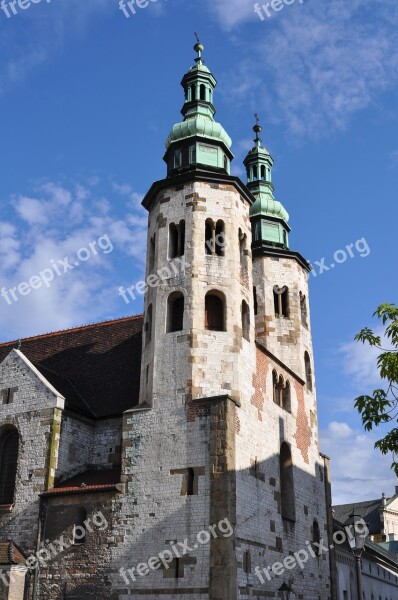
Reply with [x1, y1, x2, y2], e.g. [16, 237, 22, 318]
[0, 314, 144, 347]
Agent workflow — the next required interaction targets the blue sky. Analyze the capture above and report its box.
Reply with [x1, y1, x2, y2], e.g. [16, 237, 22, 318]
[1, 0, 397, 503]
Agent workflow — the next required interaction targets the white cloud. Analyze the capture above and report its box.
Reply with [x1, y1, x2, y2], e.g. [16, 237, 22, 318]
[320, 421, 396, 504]
[219, 0, 398, 139]
[0, 177, 147, 341]
[207, 0, 255, 30]
[339, 331, 383, 389]
[338, 326, 393, 390]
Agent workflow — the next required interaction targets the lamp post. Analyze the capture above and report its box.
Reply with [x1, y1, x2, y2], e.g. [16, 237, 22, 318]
[278, 581, 292, 600]
[346, 513, 367, 600]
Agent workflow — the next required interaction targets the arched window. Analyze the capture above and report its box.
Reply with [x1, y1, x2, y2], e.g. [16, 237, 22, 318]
[304, 352, 313, 391]
[190, 85, 195, 101]
[169, 223, 179, 259]
[253, 165, 258, 180]
[73, 507, 87, 545]
[205, 219, 225, 256]
[239, 229, 248, 276]
[312, 519, 321, 554]
[273, 285, 289, 317]
[260, 165, 266, 180]
[205, 292, 225, 332]
[272, 371, 278, 405]
[205, 219, 213, 255]
[215, 221, 225, 256]
[0, 428, 19, 504]
[169, 221, 185, 259]
[145, 304, 153, 345]
[278, 376, 284, 407]
[300, 292, 308, 327]
[279, 442, 295, 522]
[167, 292, 184, 333]
[200, 84, 206, 100]
[242, 300, 250, 341]
[283, 381, 291, 412]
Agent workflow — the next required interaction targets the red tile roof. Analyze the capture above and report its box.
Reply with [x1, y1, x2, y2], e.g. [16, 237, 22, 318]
[42, 468, 121, 497]
[0, 316, 143, 418]
[0, 540, 27, 564]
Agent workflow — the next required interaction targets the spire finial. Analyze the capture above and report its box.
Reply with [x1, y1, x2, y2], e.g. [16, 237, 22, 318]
[194, 33, 204, 64]
[253, 113, 263, 141]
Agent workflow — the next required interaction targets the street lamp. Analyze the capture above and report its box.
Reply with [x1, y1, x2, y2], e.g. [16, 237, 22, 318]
[278, 581, 292, 600]
[346, 513, 368, 600]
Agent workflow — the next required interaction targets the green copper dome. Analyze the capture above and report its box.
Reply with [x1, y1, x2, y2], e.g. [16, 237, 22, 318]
[164, 39, 233, 176]
[166, 116, 232, 149]
[245, 117, 290, 249]
[250, 195, 289, 222]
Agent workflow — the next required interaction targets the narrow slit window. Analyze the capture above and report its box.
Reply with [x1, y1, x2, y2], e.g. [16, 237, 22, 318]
[242, 300, 250, 341]
[145, 304, 152, 345]
[280, 442, 295, 522]
[305, 352, 313, 391]
[300, 292, 308, 327]
[253, 287, 258, 316]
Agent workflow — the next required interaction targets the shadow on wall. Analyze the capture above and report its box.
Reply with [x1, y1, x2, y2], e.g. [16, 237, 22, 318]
[31, 451, 333, 600]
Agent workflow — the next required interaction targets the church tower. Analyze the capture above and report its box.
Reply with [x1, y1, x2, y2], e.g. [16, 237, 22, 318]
[119, 42, 331, 600]
[138, 40, 256, 410]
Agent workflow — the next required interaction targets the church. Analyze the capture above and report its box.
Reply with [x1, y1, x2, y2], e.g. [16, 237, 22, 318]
[0, 41, 334, 599]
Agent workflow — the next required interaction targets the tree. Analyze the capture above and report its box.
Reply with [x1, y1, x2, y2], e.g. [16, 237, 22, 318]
[354, 303, 398, 475]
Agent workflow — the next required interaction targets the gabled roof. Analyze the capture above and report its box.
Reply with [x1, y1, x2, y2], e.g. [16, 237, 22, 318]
[0, 540, 27, 565]
[0, 316, 143, 418]
[333, 499, 385, 535]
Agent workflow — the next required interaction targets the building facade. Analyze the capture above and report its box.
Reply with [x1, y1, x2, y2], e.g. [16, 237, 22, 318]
[0, 43, 333, 600]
